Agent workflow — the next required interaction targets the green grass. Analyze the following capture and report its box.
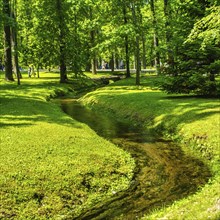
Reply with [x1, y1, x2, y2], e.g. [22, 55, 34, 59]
[80, 75, 220, 220]
[0, 72, 135, 219]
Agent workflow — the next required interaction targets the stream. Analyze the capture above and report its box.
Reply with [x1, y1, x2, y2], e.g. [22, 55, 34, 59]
[60, 99, 211, 220]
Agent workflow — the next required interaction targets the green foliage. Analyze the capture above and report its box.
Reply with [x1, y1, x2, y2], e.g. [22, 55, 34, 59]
[209, 60, 220, 74]
[2, 0, 217, 83]
[160, 73, 220, 96]
[0, 73, 135, 218]
[160, 6, 220, 97]
[187, 6, 220, 47]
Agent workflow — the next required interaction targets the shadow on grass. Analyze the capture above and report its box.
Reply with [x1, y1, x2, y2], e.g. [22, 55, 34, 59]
[1, 76, 219, 133]
[0, 81, 82, 129]
[84, 81, 219, 140]
[0, 95, 83, 129]
[0, 122, 34, 127]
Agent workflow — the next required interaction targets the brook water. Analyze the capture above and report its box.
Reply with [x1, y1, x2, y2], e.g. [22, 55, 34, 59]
[60, 99, 211, 220]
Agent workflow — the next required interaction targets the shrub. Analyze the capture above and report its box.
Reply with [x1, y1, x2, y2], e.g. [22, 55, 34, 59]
[160, 72, 220, 97]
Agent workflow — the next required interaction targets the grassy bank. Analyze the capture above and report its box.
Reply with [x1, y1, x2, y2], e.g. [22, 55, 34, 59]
[80, 75, 220, 220]
[0, 72, 135, 219]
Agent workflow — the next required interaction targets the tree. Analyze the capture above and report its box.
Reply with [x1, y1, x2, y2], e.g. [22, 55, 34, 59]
[187, 6, 220, 48]
[163, 0, 174, 73]
[3, 0, 14, 81]
[186, 5, 220, 82]
[150, 0, 161, 75]
[11, 0, 21, 84]
[130, 1, 142, 85]
[56, 0, 68, 82]
[161, 4, 220, 97]
[122, 1, 131, 78]
[1, 0, 218, 93]
[0, 1, 4, 68]
[66, 0, 84, 77]
[96, 0, 132, 77]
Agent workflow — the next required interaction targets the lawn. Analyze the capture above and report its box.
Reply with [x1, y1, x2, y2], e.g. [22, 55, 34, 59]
[0, 71, 135, 219]
[80, 74, 220, 220]
[1, 71, 219, 219]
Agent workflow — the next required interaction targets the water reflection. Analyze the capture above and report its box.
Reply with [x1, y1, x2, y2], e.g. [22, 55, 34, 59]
[60, 99, 211, 220]
[61, 99, 154, 145]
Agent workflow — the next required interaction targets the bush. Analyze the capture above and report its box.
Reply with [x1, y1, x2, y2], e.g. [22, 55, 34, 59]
[160, 72, 220, 97]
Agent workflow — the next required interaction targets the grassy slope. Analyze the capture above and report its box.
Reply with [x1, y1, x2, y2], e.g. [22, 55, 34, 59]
[80, 75, 220, 220]
[0, 72, 135, 219]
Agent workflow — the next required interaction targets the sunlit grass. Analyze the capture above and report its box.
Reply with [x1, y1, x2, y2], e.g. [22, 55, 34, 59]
[0, 72, 135, 219]
[84, 70, 127, 79]
[80, 75, 220, 220]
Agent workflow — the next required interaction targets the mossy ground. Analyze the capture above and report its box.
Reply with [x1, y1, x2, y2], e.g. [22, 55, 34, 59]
[80, 74, 220, 220]
[0, 71, 135, 219]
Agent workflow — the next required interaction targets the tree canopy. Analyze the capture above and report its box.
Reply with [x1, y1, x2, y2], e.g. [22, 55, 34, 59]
[1, 0, 219, 95]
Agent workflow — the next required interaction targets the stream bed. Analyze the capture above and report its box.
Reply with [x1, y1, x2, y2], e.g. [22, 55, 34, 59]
[60, 99, 211, 220]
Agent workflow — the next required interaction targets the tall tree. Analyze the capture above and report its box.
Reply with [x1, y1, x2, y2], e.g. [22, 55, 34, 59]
[0, 1, 3, 64]
[16, 0, 34, 68]
[56, 0, 67, 82]
[131, 1, 141, 85]
[100, 0, 132, 77]
[122, 1, 131, 78]
[3, 0, 14, 81]
[186, 5, 220, 82]
[66, 0, 84, 77]
[163, 0, 174, 73]
[11, 0, 21, 84]
[150, 0, 161, 74]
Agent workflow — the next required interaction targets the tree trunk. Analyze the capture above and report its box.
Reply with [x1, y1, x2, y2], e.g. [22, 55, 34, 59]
[110, 53, 114, 73]
[3, 0, 14, 81]
[142, 36, 147, 69]
[85, 48, 91, 71]
[135, 37, 141, 85]
[123, 5, 130, 78]
[131, 3, 141, 85]
[56, 0, 67, 83]
[89, 6, 97, 75]
[154, 33, 160, 74]
[91, 57, 97, 74]
[115, 57, 119, 69]
[125, 35, 130, 77]
[164, 0, 175, 73]
[11, 0, 21, 85]
[90, 29, 97, 74]
[150, 0, 161, 75]
[133, 55, 136, 70]
[59, 43, 67, 82]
